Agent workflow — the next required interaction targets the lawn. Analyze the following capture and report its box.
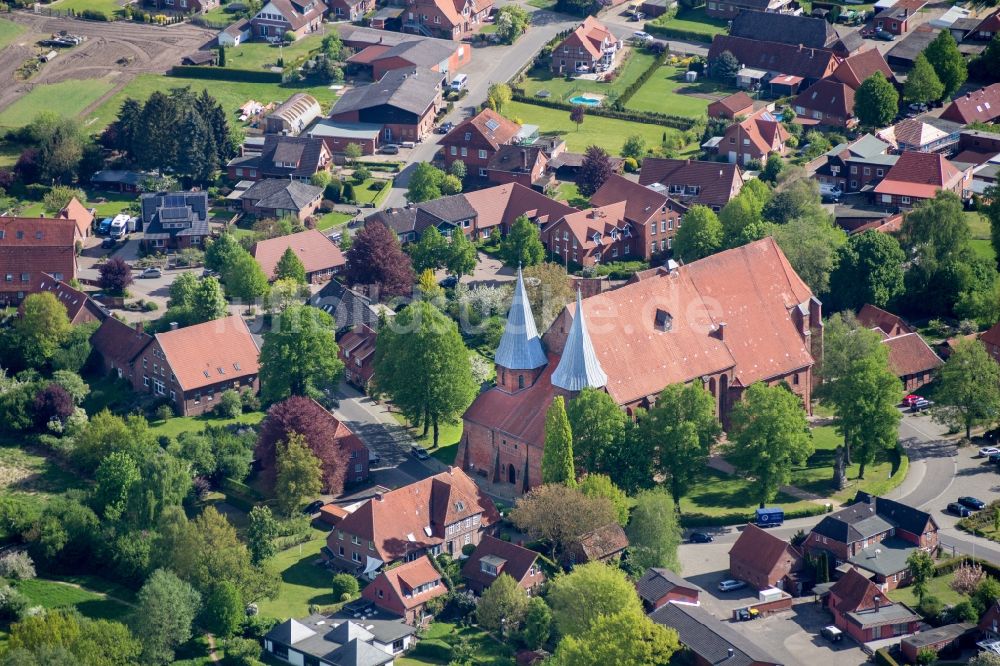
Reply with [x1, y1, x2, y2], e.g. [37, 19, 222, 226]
[626, 64, 720, 117]
[14, 578, 133, 622]
[0, 77, 118, 131]
[0, 441, 84, 502]
[17, 188, 137, 220]
[315, 211, 354, 231]
[390, 413, 463, 465]
[396, 621, 514, 666]
[525, 0, 557, 9]
[256, 528, 339, 619]
[789, 425, 902, 503]
[0, 17, 25, 50]
[50, 0, 124, 17]
[222, 32, 326, 72]
[649, 7, 729, 36]
[84, 73, 341, 133]
[518, 47, 658, 104]
[892, 572, 965, 609]
[966, 211, 995, 264]
[350, 178, 391, 205]
[505, 101, 684, 154]
[147, 410, 266, 440]
[555, 181, 588, 208]
[678, 467, 817, 521]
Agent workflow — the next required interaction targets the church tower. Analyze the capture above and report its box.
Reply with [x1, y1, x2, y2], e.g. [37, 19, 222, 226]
[551, 290, 607, 392]
[494, 267, 548, 393]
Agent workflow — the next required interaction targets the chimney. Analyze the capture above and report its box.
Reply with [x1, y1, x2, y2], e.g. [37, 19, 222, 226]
[522, 149, 528, 170]
[134, 322, 144, 334]
[713, 322, 727, 340]
[873, 595, 880, 612]
[728, 648, 735, 659]
[169, 322, 179, 331]
[374, 491, 384, 501]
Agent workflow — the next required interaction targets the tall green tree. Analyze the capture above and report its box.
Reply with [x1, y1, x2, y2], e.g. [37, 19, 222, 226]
[407, 163, 445, 203]
[907, 550, 934, 602]
[93, 451, 141, 522]
[509, 484, 617, 559]
[546, 562, 644, 637]
[925, 30, 967, 98]
[521, 597, 552, 650]
[904, 53, 945, 104]
[933, 339, 1000, 439]
[827, 230, 906, 312]
[12, 292, 70, 368]
[202, 580, 243, 638]
[626, 487, 682, 572]
[642, 383, 721, 506]
[487, 83, 513, 115]
[275, 432, 323, 516]
[4, 610, 141, 665]
[259, 305, 343, 403]
[773, 213, 846, 295]
[724, 383, 813, 507]
[674, 205, 723, 262]
[410, 227, 449, 272]
[854, 72, 899, 129]
[205, 233, 244, 274]
[542, 396, 576, 486]
[476, 573, 529, 635]
[373, 301, 477, 447]
[565, 387, 625, 473]
[500, 215, 545, 267]
[550, 610, 680, 666]
[246, 506, 279, 565]
[133, 568, 201, 665]
[190, 277, 228, 324]
[447, 229, 477, 278]
[223, 251, 269, 302]
[578, 473, 630, 526]
[275, 247, 306, 283]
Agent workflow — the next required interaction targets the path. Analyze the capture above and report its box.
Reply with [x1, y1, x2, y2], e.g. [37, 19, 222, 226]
[707, 455, 825, 503]
[206, 634, 221, 663]
[47, 578, 137, 608]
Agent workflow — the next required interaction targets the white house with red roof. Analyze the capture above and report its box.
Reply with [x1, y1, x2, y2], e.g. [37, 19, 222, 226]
[550, 17, 621, 74]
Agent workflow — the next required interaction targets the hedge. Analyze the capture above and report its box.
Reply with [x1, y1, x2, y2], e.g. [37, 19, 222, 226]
[679, 502, 832, 528]
[409, 639, 452, 662]
[169, 65, 282, 84]
[645, 23, 715, 44]
[614, 48, 670, 109]
[934, 555, 1000, 579]
[509, 92, 697, 131]
[220, 476, 264, 500]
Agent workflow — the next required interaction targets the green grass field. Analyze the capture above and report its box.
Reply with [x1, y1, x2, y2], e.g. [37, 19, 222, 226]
[679, 467, 816, 520]
[315, 211, 354, 231]
[966, 210, 996, 264]
[0, 18, 25, 50]
[0, 441, 85, 502]
[649, 7, 729, 36]
[256, 529, 339, 619]
[390, 413, 463, 465]
[891, 572, 964, 609]
[0, 77, 118, 131]
[789, 425, 901, 503]
[50, 0, 124, 17]
[626, 64, 719, 117]
[14, 578, 133, 622]
[518, 48, 658, 104]
[84, 74, 341, 133]
[222, 32, 326, 72]
[505, 101, 683, 154]
[396, 621, 514, 666]
[555, 181, 588, 208]
[147, 411, 266, 440]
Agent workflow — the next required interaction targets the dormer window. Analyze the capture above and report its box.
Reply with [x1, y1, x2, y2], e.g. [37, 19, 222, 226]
[610, 229, 618, 241]
[655, 309, 672, 332]
[592, 232, 602, 245]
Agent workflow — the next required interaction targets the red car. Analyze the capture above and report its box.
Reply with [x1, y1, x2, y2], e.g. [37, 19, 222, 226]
[903, 395, 923, 407]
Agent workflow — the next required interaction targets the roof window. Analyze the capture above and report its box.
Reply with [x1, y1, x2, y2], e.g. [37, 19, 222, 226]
[655, 309, 673, 332]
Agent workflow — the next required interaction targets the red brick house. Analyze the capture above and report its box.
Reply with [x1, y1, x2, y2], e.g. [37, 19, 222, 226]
[250, 0, 324, 41]
[486, 145, 550, 190]
[587, 174, 681, 261]
[338, 324, 377, 392]
[793, 79, 857, 129]
[328, 0, 374, 22]
[38, 275, 106, 325]
[550, 17, 621, 74]
[901, 623, 974, 663]
[858, 304, 941, 390]
[240, 180, 323, 222]
[457, 238, 820, 496]
[253, 229, 345, 283]
[981, 323, 1000, 364]
[873, 152, 971, 209]
[729, 524, 805, 594]
[831, 49, 896, 89]
[708, 36, 841, 87]
[58, 197, 95, 241]
[144, 0, 218, 13]
[826, 568, 921, 643]
[90, 317, 154, 386]
[636, 568, 701, 611]
[401, 0, 493, 40]
[0, 218, 78, 308]
[440, 109, 522, 178]
[941, 84, 1000, 125]
[461, 535, 545, 595]
[874, 0, 924, 36]
[361, 556, 447, 624]
[542, 202, 635, 268]
[814, 134, 898, 194]
[639, 158, 745, 212]
[309, 399, 369, 485]
[979, 600, 1000, 640]
[462, 182, 578, 240]
[329, 67, 444, 144]
[722, 109, 789, 166]
[227, 135, 332, 183]
[328, 468, 499, 575]
[707, 92, 755, 120]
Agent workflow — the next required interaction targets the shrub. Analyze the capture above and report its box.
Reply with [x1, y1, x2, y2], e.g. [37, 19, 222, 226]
[462, 543, 476, 556]
[352, 167, 370, 185]
[143, 301, 159, 312]
[241, 389, 260, 413]
[216, 390, 243, 419]
[155, 403, 175, 422]
[918, 594, 942, 619]
[331, 573, 360, 601]
[0, 552, 35, 580]
[342, 182, 356, 203]
[0, 584, 30, 622]
[410, 639, 452, 662]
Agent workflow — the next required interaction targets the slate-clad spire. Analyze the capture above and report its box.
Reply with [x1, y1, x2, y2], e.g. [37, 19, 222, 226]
[494, 267, 547, 370]
[552, 290, 607, 391]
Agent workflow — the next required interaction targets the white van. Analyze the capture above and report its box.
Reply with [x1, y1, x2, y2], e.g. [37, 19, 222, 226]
[109, 213, 130, 240]
[449, 73, 468, 92]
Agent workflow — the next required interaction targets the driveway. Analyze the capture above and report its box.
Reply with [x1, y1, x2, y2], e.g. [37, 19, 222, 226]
[727, 602, 868, 666]
[433, 251, 514, 288]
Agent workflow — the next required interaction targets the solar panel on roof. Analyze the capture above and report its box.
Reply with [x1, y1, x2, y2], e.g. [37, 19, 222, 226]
[164, 194, 186, 207]
[484, 118, 501, 132]
[160, 207, 189, 220]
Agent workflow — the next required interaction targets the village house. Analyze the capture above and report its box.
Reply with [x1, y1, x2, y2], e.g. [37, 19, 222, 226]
[90, 318, 154, 386]
[457, 238, 819, 495]
[250, 0, 324, 41]
[362, 556, 447, 625]
[877, 118, 961, 154]
[813, 134, 897, 193]
[311, 279, 386, 333]
[461, 535, 545, 595]
[0, 217, 78, 308]
[305, 398, 370, 485]
[90, 170, 151, 193]
[638, 158, 745, 212]
[804, 492, 938, 591]
[306, 119, 384, 157]
[328, 0, 375, 22]
[542, 202, 636, 268]
[338, 324, 378, 393]
[941, 84, 1000, 125]
[400, 0, 493, 40]
[958, 7, 1000, 42]
[143, 0, 218, 14]
[264, 614, 415, 666]
[439, 109, 522, 177]
[707, 37, 841, 90]
[486, 145, 551, 190]
[721, 109, 790, 165]
[873, 151, 971, 209]
[340, 27, 471, 76]
[825, 568, 922, 642]
[729, 524, 806, 594]
[565, 523, 629, 565]
[139, 191, 210, 251]
[979, 600, 1000, 643]
[792, 79, 857, 129]
[704, 0, 791, 19]
[329, 67, 444, 144]
[650, 602, 784, 666]
[588, 174, 681, 261]
[239, 180, 323, 221]
[832, 48, 896, 89]
[228, 135, 332, 182]
[873, 0, 925, 36]
[857, 304, 942, 390]
[328, 467, 499, 575]
[707, 92, 755, 120]
[636, 569, 701, 611]
[37, 275, 106, 325]
[727, 10, 863, 57]
[57, 197, 95, 241]
[550, 17, 621, 74]
[901, 623, 974, 663]
[253, 229, 345, 283]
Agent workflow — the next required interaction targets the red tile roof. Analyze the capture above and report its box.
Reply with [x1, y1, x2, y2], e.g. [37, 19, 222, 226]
[708, 92, 755, 117]
[832, 48, 894, 89]
[793, 79, 855, 121]
[732, 110, 790, 154]
[857, 304, 913, 337]
[58, 197, 95, 239]
[873, 151, 966, 199]
[253, 229, 345, 280]
[729, 524, 800, 580]
[154, 315, 260, 392]
[462, 182, 578, 231]
[346, 44, 392, 65]
[637, 158, 745, 209]
[708, 35, 840, 81]
[0, 217, 78, 298]
[38, 274, 105, 325]
[941, 84, 1000, 125]
[982, 322, 1000, 349]
[549, 202, 629, 253]
[363, 556, 446, 611]
[90, 316, 153, 368]
[562, 16, 613, 60]
[831, 567, 891, 613]
[461, 535, 542, 589]
[884, 332, 943, 378]
[590, 173, 671, 227]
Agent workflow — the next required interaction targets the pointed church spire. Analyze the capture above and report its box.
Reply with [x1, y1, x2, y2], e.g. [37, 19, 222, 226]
[494, 266, 547, 370]
[551, 290, 607, 392]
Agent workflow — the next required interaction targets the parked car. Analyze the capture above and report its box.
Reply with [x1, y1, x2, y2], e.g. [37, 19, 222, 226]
[139, 267, 162, 279]
[947, 502, 972, 517]
[440, 275, 459, 289]
[820, 184, 842, 202]
[908, 102, 928, 114]
[689, 532, 713, 543]
[303, 500, 325, 514]
[903, 394, 924, 407]
[436, 121, 454, 134]
[989, 452, 1000, 465]
[411, 445, 430, 460]
[381, 144, 400, 155]
[718, 579, 747, 592]
[979, 446, 1000, 458]
[959, 496, 986, 510]
[633, 30, 651, 41]
[821, 626, 844, 642]
[101, 237, 117, 249]
[575, 64, 590, 73]
[202, 268, 219, 278]
[910, 398, 932, 412]
[875, 29, 896, 41]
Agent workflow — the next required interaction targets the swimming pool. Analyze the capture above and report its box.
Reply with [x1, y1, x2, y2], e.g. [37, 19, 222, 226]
[569, 95, 601, 106]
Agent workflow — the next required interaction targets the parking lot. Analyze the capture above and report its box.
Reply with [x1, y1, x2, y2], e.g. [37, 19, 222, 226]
[727, 602, 868, 666]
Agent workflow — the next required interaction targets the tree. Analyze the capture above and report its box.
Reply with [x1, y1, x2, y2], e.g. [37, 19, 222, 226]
[724, 383, 813, 507]
[509, 484, 617, 558]
[331, 573, 360, 601]
[621, 134, 645, 161]
[761, 154, 785, 184]
[500, 215, 545, 267]
[275, 247, 306, 283]
[547, 562, 644, 637]
[202, 581, 243, 638]
[933, 338, 1000, 439]
[410, 226, 449, 272]
[345, 221, 415, 300]
[4, 609, 141, 665]
[550, 609, 680, 666]
[256, 396, 351, 495]
[925, 30, 967, 98]
[33, 383, 74, 427]
[521, 597, 551, 649]
[827, 230, 906, 312]
[417, 269, 444, 301]
[259, 305, 343, 404]
[223, 251, 269, 302]
[907, 550, 934, 602]
[576, 145, 613, 197]
[570, 105, 585, 131]
[904, 53, 945, 104]
[373, 302, 476, 447]
[487, 83, 513, 115]
[565, 387, 624, 474]
[133, 568, 201, 665]
[627, 487, 682, 571]
[73, 410, 157, 473]
[42, 186, 83, 214]
[578, 474, 629, 526]
[709, 50, 740, 82]
[476, 573, 529, 635]
[184, 276, 228, 324]
[97, 256, 134, 295]
[449, 160, 466, 180]
[447, 229, 477, 278]
[970, 652, 1000, 666]
[205, 233, 244, 274]
[674, 205, 723, 262]
[522, 262, 574, 332]
[407, 162, 446, 203]
[642, 383, 721, 506]
[854, 72, 899, 129]
[971, 34, 1000, 84]
[12, 292, 70, 369]
[93, 451, 140, 521]
[275, 433, 323, 515]
[246, 506, 279, 564]
[542, 396, 575, 486]
[494, 4, 529, 43]
[720, 189, 766, 247]
[772, 213, 846, 295]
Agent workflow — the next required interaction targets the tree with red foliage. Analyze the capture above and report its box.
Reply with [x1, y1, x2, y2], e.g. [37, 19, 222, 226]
[15, 148, 41, 184]
[345, 221, 414, 301]
[34, 383, 74, 428]
[577, 145, 614, 197]
[255, 396, 349, 495]
[98, 256, 134, 295]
